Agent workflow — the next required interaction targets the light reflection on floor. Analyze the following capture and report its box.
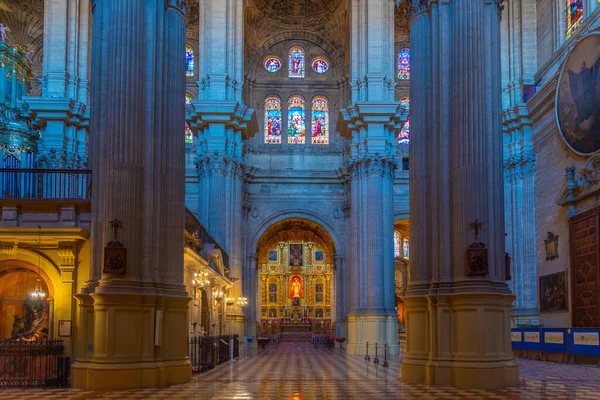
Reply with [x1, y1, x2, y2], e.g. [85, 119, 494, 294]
[1, 343, 600, 399]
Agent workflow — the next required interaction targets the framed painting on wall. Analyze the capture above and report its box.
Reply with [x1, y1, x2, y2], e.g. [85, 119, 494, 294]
[539, 271, 568, 313]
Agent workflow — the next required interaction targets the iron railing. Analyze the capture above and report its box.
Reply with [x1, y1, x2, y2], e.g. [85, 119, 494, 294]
[189, 334, 239, 373]
[185, 208, 230, 271]
[0, 339, 68, 387]
[0, 168, 91, 200]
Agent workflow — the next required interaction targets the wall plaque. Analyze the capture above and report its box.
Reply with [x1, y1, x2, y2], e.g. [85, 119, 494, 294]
[103, 219, 126, 275]
[466, 220, 488, 277]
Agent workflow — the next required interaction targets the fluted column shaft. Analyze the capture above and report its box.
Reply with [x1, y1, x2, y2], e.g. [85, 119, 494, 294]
[401, 0, 518, 388]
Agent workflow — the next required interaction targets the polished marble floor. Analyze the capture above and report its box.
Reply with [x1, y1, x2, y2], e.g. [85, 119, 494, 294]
[1, 343, 600, 399]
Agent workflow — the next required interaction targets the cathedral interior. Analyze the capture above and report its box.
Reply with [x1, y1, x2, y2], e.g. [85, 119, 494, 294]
[0, 0, 599, 397]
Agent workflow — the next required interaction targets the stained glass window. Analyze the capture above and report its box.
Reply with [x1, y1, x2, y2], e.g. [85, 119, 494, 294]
[312, 58, 329, 74]
[397, 48, 410, 80]
[400, 97, 410, 110]
[186, 45, 194, 76]
[394, 232, 401, 258]
[398, 118, 410, 144]
[185, 94, 192, 105]
[402, 238, 409, 259]
[265, 57, 282, 72]
[566, 0, 583, 39]
[264, 96, 283, 144]
[185, 122, 193, 143]
[311, 96, 329, 145]
[288, 46, 306, 78]
[287, 96, 306, 144]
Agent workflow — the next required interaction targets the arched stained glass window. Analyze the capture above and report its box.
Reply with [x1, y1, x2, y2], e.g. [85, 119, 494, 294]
[566, 1, 583, 39]
[402, 238, 410, 259]
[394, 232, 401, 258]
[264, 96, 283, 144]
[311, 96, 329, 145]
[312, 58, 329, 74]
[287, 96, 306, 144]
[288, 46, 306, 78]
[185, 122, 193, 143]
[186, 45, 194, 76]
[265, 57, 282, 72]
[398, 118, 410, 144]
[185, 94, 192, 105]
[397, 48, 410, 80]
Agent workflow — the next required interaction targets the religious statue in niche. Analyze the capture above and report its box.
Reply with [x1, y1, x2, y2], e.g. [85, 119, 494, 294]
[289, 244, 303, 267]
[544, 232, 559, 261]
[466, 220, 488, 277]
[289, 276, 303, 298]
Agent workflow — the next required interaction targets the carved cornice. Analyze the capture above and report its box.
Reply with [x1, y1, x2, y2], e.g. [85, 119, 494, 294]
[556, 157, 600, 207]
[57, 241, 78, 270]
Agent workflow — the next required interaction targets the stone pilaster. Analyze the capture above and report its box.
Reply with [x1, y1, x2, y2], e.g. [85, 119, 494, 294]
[24, 0, 91, 169]
[71, 0, 190, 390]
[400, 0, 518, 389]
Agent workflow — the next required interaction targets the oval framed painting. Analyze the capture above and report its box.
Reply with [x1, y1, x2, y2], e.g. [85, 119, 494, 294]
[556, 32, 600, 155]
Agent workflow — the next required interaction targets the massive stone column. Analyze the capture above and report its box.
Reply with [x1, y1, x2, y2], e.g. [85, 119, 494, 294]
[400, 0, 518, 388]
[24, 0, 90, 168]
[339, 0, 399, 356]
[71, 0, 190, 389]
[189, 0, 257, 342]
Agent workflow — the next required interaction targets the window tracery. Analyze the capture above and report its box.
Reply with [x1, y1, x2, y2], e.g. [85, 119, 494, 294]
[397, 48, 410, 80]
[264, 96, 283, 144]
[288, 46, 306, 78]
[287, 96, 306, 144]
[311, 96, 329, 145]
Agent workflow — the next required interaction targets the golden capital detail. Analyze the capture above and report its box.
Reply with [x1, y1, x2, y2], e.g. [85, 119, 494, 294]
[57, 241, 78, 269]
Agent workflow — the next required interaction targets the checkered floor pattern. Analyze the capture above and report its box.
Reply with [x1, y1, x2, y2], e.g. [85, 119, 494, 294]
[1, 343, 600, 399]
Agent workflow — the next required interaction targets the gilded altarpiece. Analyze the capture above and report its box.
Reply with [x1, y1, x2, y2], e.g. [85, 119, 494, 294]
[259, 230, 332, 322]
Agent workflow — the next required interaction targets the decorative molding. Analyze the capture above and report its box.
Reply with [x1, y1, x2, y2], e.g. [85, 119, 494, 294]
[556, 157, 600, 210]
[57, 241, 77, 268]
[347, 155, 397, 181]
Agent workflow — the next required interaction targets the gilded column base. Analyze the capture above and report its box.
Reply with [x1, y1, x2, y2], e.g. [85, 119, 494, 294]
[401, 292, 519, 389]
[346, 314, 399, 356]
[71, 291, 191, 390]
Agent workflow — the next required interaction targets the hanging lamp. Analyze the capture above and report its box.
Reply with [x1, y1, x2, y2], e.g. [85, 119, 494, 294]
[30, 226, 45, 299]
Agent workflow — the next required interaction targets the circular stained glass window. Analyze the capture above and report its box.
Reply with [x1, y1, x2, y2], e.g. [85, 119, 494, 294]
[264, 57, 282, 72]
[312, 58, 329, 74]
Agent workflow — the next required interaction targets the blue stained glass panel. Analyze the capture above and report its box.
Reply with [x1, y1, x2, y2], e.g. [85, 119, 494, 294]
[186, 45, 194, 76]
[265, 57, 282, 72]
[398, 48, 410, 80]
[288, 96, 306, 144]
[311, 96, 329, 145]
[288, 46, 305, 78]
[264, 96, 282, 144]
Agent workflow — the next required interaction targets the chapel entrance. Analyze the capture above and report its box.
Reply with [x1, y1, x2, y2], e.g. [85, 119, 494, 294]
[0, 266, 51, 341]
[255, 219, 336, 343]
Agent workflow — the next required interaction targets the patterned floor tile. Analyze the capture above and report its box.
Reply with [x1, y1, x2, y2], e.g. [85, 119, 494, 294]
[1, 343, 599, 399]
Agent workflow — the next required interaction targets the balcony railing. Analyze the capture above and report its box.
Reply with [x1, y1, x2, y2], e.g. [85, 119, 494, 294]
[0, 169, 91, 200]
[185, 208, 230, 272]
[188, 335, 240, 373]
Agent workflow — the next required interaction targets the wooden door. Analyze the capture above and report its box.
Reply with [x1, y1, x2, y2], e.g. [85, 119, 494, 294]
[569, 209, 600, 327]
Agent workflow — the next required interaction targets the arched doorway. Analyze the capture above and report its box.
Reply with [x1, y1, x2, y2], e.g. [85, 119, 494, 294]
[200, 289, 209, 336]
[0, 266, 52, 341]
[255, 218, 337, 340]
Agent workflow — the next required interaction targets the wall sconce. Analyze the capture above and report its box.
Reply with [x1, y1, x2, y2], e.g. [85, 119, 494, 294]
[212, 289, 224, 301]
[225, 297, 235, 306]
[191, 271, 210, 299]
[237, 297, 248, 307]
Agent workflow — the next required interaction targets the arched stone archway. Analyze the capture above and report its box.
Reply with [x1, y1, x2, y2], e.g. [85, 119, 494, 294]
[245, 216, 346, 341]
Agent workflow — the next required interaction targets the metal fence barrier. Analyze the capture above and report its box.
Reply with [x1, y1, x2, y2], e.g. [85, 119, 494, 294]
[189, 335, 240, 373]
[0, 339, 68, 387]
